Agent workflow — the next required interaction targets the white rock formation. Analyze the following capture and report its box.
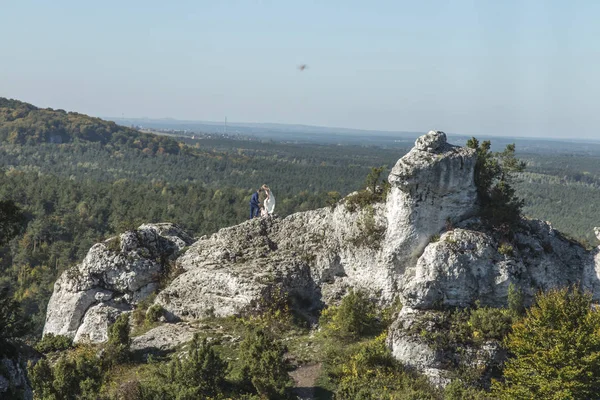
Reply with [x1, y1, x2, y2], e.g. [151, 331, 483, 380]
[42, 131, 600, 385]
[43, 223, 194, 342]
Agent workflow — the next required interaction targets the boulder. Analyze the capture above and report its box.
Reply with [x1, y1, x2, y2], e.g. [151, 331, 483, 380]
[43, 223, 194, 342]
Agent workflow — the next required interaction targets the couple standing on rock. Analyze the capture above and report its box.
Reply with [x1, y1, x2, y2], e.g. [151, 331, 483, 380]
[249, 184, 276, 219]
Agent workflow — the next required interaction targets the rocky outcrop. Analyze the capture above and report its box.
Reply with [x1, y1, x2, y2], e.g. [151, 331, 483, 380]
[43, 131, 600, 386]
[387, 307, 506, 388]
[384, 131, 477, 267]
[43, 223, 194, 342]
[156, 131, 478, 320]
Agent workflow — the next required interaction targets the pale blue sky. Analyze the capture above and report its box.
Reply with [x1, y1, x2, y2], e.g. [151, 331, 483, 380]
[1, 0, 599, 138]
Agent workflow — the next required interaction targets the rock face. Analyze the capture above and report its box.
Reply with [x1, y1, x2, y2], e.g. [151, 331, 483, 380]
[0, 356, 33, 400]
[156, 131, 479, 320]
[43, 131, 600, 386]
[43, 223, 194, 342]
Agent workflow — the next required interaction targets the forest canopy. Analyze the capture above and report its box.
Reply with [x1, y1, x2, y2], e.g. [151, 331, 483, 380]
[0, 98, 180, 154]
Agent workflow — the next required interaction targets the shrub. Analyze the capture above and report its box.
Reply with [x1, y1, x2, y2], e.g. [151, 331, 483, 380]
[104, 313, 131, 365]
[170, 334, 228, 397]
[348, 206, 386, 249]
[238, 328, 291, 399]
[35, 333, 73, 353]
[507, 283, 525, 317]
[344, 166, 391, 212]
[335, 334, 440, 399]
[105, 236, 121, 253]
[320, 289, 379, 342]
[444, 380, 489, 400]
[498, 243, 513, 256]
[326, 191, 341, 209]
[469, 306, 512, 342]
[29, 346, 103, 400]
[0, 286, 30, 356]
[466, 138, 525, 229]
[493, 287, 600, 399]
[145, 304, 164, 324]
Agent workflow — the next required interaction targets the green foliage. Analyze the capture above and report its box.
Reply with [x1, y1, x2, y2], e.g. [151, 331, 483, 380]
[238, 327, 291, 399]
[493, 287, 600, 399]
[144, 334, 229, 399]
[0, 286, 30, 356]
[0, 97, 180, 154]
[469, 307, 512, 342]
[467, 137, 525, 229]
[507, 283, 525, 317]
[326, 191, 341, 209]
[35, 333, 73, 353]
[105, 313, 131, 365]
[320, 289, 379, 342]
[345, 166, 391, 212]
[497, 243, 513, 256]
[335, 334, 441, 400]
[29, 346, 103, 400]
[444, 380, 490, 400]
[348, 206, 386, 250]
[0, 199, 25, 246]
[145, 304, 164, 324]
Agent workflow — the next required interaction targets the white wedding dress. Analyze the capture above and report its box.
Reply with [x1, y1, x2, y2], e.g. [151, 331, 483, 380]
[264, 190, 276, 214]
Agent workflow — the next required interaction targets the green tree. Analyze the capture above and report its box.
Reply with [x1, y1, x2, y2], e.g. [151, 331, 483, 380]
[104, 313, 131, 365]
[507, 283, 525, 317]
[239, 328, 291, 399]
[493, 287, 600, 399]
[0, 199, 25, 245]
[0, 286, 30, 355]
[466, 138, 525, 228]
[319, 289, 379, 341]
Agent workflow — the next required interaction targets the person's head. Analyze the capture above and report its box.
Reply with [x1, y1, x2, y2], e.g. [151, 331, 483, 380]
[261, 184, 269, 191]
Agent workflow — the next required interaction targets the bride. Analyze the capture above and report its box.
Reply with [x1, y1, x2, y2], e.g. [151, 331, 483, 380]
[261, 184, 276, 215]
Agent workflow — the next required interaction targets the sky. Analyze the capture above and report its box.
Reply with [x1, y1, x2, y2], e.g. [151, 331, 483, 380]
[1, 0, 599, 139]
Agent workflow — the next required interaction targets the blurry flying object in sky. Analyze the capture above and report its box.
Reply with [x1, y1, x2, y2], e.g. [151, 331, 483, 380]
[298, 64, 308, 71]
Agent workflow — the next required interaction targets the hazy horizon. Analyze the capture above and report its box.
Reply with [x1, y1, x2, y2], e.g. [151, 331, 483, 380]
[2, 1, 599, 140]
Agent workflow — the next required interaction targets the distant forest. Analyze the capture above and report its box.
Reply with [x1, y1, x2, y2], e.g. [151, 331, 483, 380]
[0, 97, 599, 337]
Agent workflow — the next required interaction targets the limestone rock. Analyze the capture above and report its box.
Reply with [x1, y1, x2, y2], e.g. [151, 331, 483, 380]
[387, 307, 505, 388]
[131, 323, 197, 355]
[42, 131, 600, 387]
[74, 303, 130, 343]
[43, 223, 194, 342]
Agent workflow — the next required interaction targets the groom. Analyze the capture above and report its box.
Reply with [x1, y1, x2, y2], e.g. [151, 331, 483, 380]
[249, 188, 261, 219]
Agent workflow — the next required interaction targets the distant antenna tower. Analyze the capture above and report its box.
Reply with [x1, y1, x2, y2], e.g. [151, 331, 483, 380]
[224, 117, 227, 134]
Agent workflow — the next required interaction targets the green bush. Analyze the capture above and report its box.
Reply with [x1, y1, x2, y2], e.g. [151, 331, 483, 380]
[29, 346, 103, 400]
[414, 310, 473, 352]
[344, 166, 391, 212]
[348, 206, 386, 249]
[335, 334, 441, 400]
[469, 306, 512, 342]
[320, 289, 379, 342]
[498, 243, 513, 256]
[493, 287, 600, 399]
[326, 191, 341, 209]
[104, 313, 131, 365]
[145, 304, 164, 324]
[0, 286, 30, 356]
[467, 138, 525, 229]
[444, 379, 489, 400]
[238, 327, 291, 399]
[35, 333, 73, 353]
[507, 283, 525, 317]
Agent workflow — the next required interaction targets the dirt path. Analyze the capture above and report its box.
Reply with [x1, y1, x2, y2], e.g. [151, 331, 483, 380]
[290, 363, 322, 400]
